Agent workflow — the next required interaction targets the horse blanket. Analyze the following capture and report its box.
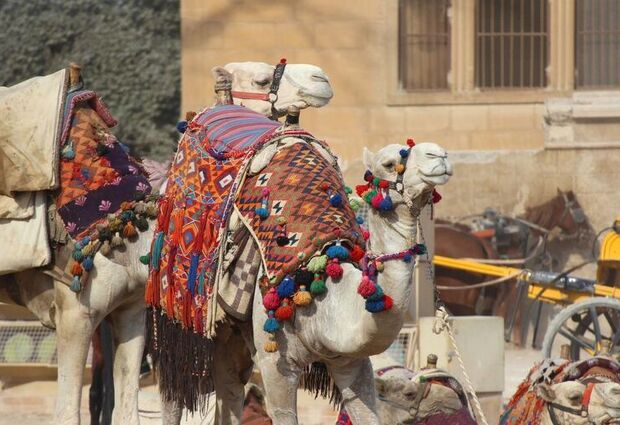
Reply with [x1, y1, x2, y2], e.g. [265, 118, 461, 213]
[146, 104, 365, 410]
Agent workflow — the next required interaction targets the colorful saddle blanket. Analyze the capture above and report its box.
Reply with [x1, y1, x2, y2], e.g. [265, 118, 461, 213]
[145, 104, 365, 410]
[57, 89, 152, 240]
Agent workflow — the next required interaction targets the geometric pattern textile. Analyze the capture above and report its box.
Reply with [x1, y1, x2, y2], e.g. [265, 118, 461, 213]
[56, 91, 151, 240]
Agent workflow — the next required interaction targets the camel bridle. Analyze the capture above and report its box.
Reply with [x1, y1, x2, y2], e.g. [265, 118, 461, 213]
[230, 59, 288, 120]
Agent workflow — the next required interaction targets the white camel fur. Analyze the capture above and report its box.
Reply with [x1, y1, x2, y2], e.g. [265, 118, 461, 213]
[157, 141, 453, 425]
[0, 61, 332, 425]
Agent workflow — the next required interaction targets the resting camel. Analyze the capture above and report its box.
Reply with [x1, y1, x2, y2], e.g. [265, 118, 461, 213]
[159, 139, 453, 425]
[0, 60, 333, 425]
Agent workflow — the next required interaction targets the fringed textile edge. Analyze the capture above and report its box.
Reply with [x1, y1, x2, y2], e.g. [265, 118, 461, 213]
[146, 307, 215, 413]
[299, 362, 342, 407]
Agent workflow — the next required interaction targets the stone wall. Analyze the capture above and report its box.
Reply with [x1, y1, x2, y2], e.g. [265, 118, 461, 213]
[0, 0, 180, 160]
[181, 0, 546, 166]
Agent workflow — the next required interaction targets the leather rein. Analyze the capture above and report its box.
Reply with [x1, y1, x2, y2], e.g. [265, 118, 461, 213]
[546, 382, 596, 425]
[230, 59, 287, 120]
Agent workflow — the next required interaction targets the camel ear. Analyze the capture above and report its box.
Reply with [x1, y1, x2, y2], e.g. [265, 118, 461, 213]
[363, 147, 376, 171]
[211, 66, 233, 83]
[536, 384, 556, 402]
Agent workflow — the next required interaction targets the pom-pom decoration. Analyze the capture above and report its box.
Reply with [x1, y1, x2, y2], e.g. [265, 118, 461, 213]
[432, 189, 442, 204]
[357, 276, 377, 298]
[349, 245, 365, 262]
[326, 244, 350, 260]
[307, 255, 328, 273]
[326, 259, 343, 280]
[310, 276, 327, 295]
[82, 256, 94, 271]
[176, 120, 188, 133]
[264, 335, 278, 352]
[329, 193, 343, 207]
[293, 286, 312, 306]
[70, 276, 82, 293]
[262, 288, 281, 310]
[294, 269, 314, 285]
[277, 276, 296, 298]
[275, 299, 294, 321]
[379, 194, 393, 211]
[406, 138, 415, 147]
[263, 312, 280, 333]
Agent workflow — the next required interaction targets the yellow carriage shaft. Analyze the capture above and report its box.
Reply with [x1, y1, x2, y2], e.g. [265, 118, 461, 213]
[433, 255, 620, 305]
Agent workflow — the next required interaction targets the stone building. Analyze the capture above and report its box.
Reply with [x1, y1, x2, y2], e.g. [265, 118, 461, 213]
[181, 0, 620, 233]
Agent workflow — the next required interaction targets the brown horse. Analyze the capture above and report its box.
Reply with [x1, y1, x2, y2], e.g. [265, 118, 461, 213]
[435, 190, 594, 345]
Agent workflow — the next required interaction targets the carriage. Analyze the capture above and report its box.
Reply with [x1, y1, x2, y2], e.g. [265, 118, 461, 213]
[434, 216, 620, 361]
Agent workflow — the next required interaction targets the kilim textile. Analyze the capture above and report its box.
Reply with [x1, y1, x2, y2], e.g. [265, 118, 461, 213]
[56, 90, 151, 240]
[236, 141, 365, 286]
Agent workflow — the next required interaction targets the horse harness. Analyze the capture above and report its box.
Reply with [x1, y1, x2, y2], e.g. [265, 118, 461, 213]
[546, 382, 595, 425]
[230, 59, 288, 120]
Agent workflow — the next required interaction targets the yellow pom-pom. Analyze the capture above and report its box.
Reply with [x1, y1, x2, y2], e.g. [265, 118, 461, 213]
[293, 287, 312, 306]
[395, 164, 406, 174]
[123, 222, 137, 238]
[264, 336, 278, 353]
[377, 261, 385, 272]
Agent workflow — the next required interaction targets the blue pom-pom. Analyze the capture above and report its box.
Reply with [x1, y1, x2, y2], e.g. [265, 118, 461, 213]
[326, 244, 350, 260]
[330, 193, 343, 207]
[399, 149, 409, 158]
[356, 215, 364, 224]
[379, 195, 393, 211]
[277, 276, 296, 298]
[263, 316, 280, 333]
[176, 120, 188, 133]
[255, 207, 269, 219]
[70, 276, 82, 293]
[403, 253, 413, 263]
[365, 298, 386, 313]
[367, 285, 384, 301]
[72, 250, 84, 262]
[82, 256, 94, 271]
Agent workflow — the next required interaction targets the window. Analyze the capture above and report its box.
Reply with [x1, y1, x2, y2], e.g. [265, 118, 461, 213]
[575, 0, 620, 88]
[475, 0, 549, 89]
[398, 0, 451, 91]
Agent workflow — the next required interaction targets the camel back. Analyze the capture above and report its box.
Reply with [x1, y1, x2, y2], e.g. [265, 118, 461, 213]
[145, 104, 365, 411]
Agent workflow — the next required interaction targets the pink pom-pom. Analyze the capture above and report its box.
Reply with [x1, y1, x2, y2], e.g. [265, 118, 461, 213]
[357, 276, 377, 298]
[383, 295, 394, 311]
[262, 288, 281, 310]
[362, 229, 370, 240]
[326, 260, 343, 280]
[371, 193, 383, 209]
[262, 188, 270, 197]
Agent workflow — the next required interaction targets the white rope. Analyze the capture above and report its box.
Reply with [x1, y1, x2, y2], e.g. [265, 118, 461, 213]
[433, 306, 490, 425]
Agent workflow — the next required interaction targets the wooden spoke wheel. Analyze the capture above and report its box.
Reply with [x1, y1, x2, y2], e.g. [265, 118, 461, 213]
[542, 297, 620, 360]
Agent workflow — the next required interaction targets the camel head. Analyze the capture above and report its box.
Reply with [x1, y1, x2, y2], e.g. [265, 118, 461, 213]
[211, 61, 333, 117]
[537, 381, 620, 424]
[363, 142, 453, 214]
[375, 376, 463, 424]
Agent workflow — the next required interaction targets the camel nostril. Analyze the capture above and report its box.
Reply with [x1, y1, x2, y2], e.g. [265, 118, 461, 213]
[311, 74, 329, 83]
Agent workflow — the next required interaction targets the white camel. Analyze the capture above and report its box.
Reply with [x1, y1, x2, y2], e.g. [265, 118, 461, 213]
[158, 141, 453, 425]
[0, 61, 333, 425]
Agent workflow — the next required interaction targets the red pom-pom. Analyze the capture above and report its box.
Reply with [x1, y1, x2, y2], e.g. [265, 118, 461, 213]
[350, 245, 365, 262]
[362, 229, 370, 240]
[326, 260, 343, 279]
[320, 182, 330, 191]
[357, 276, 377, 298]
[275, 304, 294, 321]
[383, 295, 394, 311]
[378, 180, 390, 189]
[280, 58, 287, 64]
[371, 193, 383, 209]
[262, 288, 281, 311]
[406, 138, 415, 147]
[432, 189, 442, 204]
[356, 183, 370, 196]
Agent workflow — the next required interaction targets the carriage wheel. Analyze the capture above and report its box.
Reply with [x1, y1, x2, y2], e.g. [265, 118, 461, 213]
[542, 297, 620, 360]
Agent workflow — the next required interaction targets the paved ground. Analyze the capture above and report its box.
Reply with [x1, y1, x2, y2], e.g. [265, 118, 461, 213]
[0, 344, 541, 425]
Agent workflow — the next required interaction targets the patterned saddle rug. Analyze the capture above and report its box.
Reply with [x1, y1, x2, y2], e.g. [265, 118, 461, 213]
[145, 104, 365, 410]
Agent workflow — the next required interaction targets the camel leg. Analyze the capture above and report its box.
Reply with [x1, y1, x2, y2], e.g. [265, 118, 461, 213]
[54, 296, 97, 425]
[108, 302, 145, 425]
[328, 358, 379, 425]
[213, 328, 250, 425]
[255, 355, 301, 425]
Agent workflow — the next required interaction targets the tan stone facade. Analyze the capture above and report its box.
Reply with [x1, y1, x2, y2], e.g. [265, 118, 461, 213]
[181, 0, 620, 229]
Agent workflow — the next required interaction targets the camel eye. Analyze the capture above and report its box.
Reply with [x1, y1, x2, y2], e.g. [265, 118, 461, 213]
[382, 161, 395, 169]
[404, 391, 417, 400]
[567, 391, 582, 404]
[255, 78, 270, 87]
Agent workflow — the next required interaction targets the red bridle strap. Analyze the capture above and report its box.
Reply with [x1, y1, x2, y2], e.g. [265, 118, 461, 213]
[582, 382, 595, 411]
[230, 91, 270, 101]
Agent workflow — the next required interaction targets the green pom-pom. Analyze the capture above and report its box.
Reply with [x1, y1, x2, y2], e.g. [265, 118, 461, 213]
[363, 189, 377, 203]
[344, 186, 353, 194]
[372, 177, 380, 186]
[310, 278, 327, 295]
[307, 255, 328, 273]
[139, 254, 151, 265]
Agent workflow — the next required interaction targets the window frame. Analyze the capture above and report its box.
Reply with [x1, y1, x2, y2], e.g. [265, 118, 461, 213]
[386, 0, 575, 106]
